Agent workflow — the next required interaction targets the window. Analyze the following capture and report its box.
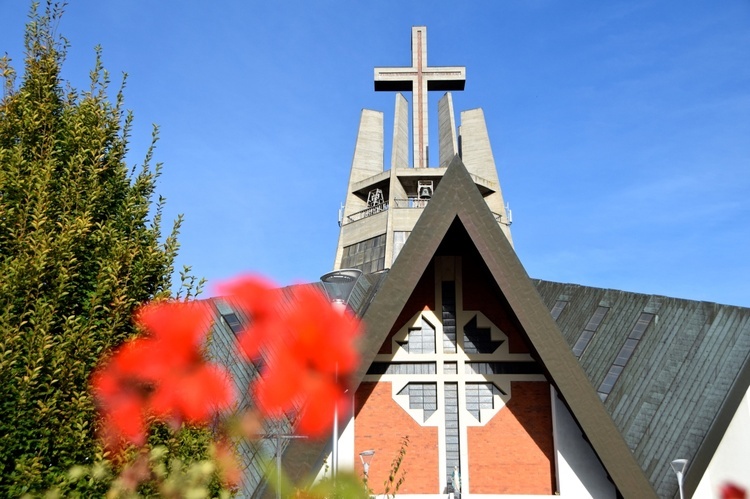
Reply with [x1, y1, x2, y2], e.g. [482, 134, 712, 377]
[597, 365, 623, 400]
[392, 231, 410, 262]
[406, 317, 436, 354]
[550, 300, 567, 321]
[597, 313, 655, 400]
[464, 315, 502, 354]
[367, 362, 436, 375]
[465, 362, 541, 375]
[465, 383, 501, 422]
[341, 234, 386, 273]
[398, 382, 438, 422]
[221, 312, 243, 334]
[442, 282, 457, 353]
[571, 306, 609, 358]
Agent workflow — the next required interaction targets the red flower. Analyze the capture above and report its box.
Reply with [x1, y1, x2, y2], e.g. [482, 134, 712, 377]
[283, 285, 360, 374]
[254, 355, 350, 436]
[238, 282, 361, 437]
[722, 484, 747, 499]
[91, 301, 235, 450]
[217, 274, 282, 359]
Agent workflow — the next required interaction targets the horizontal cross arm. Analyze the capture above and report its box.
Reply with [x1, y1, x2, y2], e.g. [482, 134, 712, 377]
[425, 66, 466, 90]
[428, 78, 466, 91]
[374, 67, 417, 91]
[374, 66, 466, 92]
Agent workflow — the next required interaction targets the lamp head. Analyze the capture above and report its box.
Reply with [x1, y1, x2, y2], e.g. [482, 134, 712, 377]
[671, 459, 688, 476]
[359, 449, 375, 475]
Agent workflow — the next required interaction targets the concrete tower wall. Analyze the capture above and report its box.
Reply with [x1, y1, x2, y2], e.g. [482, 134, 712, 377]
[333, 110, 385, 270]
[346, 109, 384, 205]
[459, 108, 513, 244]
[391, 93, 409, 169]
[438, 93, 458, 167]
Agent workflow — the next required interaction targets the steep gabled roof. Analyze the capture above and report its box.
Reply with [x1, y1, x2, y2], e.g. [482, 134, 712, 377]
[534, 280, 750, 498]
[350, 155, 657, 497]
[215, 153, 750, 498]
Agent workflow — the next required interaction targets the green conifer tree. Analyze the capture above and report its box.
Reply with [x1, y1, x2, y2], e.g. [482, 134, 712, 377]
[0, 3, 203, 495]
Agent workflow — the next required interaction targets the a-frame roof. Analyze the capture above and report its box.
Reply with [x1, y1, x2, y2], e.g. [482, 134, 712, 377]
[223, 153, 750, 497]
[534, 280, 750, 498]
[348, 155, 657, 497]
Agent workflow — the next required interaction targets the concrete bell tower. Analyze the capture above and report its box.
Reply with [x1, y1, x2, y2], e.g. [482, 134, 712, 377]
[333, 26, 512, 273]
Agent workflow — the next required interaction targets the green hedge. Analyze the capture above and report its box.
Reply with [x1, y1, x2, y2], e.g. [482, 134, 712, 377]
[0, 3, 204, 495]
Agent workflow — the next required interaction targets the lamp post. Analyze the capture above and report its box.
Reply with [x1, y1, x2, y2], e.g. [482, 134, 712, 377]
[332, 364, 339, 482]
[255, 433, 306, 499]
[671, 458, 688, 499]
[320, 269, 363, 482]
[359, 450, 375, 493]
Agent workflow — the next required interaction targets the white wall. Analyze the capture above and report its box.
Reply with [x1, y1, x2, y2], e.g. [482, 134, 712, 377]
[551, 389, 616, 499]
[693, 386, 750, 498]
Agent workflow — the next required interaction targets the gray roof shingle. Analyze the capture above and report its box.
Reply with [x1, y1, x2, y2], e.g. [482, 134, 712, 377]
[534, 280, 750, 497]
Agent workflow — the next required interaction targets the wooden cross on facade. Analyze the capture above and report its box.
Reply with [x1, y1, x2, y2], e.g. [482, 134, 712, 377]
[374, 26, 466, 168]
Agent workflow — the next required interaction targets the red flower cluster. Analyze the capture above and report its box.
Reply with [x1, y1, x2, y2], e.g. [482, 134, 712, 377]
[91, 274, 361, 453]
[91, 301, 234, 451]
[220, 276, 361, 437]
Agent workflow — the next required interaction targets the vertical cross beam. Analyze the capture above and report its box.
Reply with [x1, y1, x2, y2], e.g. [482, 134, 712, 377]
[374, 26, 466, 168]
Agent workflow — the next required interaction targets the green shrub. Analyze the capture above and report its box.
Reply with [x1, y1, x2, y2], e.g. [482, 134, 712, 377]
[0, 2, 203, 495]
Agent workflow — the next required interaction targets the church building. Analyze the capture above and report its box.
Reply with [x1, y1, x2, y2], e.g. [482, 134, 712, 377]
[207, 27, 750, 498]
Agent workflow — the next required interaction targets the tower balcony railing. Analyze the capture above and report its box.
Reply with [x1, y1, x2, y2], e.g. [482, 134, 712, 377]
[394, 198, 507, 224]
[344, 201, 389, 225]
[393, 198, 430, 208]
[342, 199, 509, 226]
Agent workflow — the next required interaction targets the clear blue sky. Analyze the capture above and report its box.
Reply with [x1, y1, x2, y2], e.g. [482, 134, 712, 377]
[2, 1, 749, 306]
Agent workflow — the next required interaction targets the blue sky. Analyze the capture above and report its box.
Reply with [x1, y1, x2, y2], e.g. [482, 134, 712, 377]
[2, 1, 749, 306]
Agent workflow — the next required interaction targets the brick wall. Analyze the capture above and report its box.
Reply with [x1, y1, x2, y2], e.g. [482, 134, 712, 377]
[467, 381, 556, 494]
[461, 257, 556, 493]
[354, 382, 439, 494]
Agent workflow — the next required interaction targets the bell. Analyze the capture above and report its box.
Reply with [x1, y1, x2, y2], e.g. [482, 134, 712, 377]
[419, 186, 432, 199]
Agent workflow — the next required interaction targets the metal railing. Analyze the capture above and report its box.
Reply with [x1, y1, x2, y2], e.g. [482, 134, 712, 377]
[393, 199, 507, 224]
[342, 199, 511, 227]
[393, 198, 430, 208]
[344, 201, 389, 224]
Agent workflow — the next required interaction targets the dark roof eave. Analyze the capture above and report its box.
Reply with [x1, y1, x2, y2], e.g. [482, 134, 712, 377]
[355, 155, 656, 497]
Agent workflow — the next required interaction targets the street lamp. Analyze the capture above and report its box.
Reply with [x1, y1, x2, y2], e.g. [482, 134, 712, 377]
[359, 449, 375, 475]
[671, 458, 688, 499]
[360, 450, 375, 492]
[320, 269, 362, 312]
[320, 269, 363, 481]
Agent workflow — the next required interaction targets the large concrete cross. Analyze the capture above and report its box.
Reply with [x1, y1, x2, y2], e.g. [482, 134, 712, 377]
[374, 26, 466, 168]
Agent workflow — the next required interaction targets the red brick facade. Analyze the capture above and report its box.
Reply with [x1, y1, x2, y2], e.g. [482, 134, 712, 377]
[354, 382, 439, 494]
[463, 257, 557, 493]
[467, 381, 555, 494]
